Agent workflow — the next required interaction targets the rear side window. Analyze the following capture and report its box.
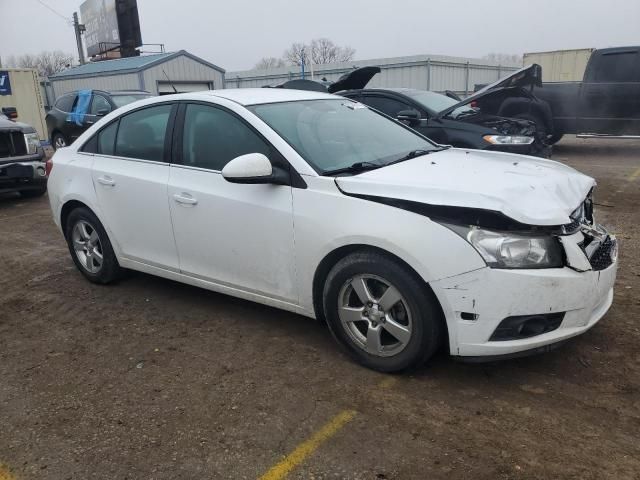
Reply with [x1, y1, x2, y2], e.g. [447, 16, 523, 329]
[55, 94, 77, 113]
[114, 105, 172, 162]
[181, 104, 271, 171]
[98, 121, 118, 155]
[593, 52, 640, 82]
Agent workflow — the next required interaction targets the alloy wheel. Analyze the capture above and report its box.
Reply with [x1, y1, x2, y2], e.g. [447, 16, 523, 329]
[338, 274, 413, 357]
[54, 136, 67, 148]
[71, 220, 104, 274]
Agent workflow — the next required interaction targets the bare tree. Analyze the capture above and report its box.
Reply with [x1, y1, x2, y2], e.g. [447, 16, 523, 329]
[253, 57, 286, 70]
[4, 51, 74, 77]
[483, 53, 522, 65]
[283, 39, 356, 67]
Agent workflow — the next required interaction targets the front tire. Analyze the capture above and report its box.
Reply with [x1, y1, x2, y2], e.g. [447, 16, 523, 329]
[65, 207, 123, 284]
[52, 132, 68, 150]
[323, 251, 443, 372]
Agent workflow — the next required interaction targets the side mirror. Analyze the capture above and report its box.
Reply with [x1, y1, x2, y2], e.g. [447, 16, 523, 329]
[222, 153, 289, 185]
[396, 109, 421, 125]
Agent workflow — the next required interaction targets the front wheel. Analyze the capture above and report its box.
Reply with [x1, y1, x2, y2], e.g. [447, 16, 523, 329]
[65, 207, 123, 284]
[323, 251, 443, 372]
[52, 132, 68, 149]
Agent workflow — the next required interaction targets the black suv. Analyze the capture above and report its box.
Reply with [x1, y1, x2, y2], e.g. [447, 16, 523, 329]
[0, 108, 47, 197]
[46, 89, 152, 148]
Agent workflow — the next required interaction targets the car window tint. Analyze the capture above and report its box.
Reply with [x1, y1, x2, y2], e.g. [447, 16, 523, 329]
[361, 96, 414, 118]
[90, 95, 112, 115]
[55, 94, 77, 113]
[114, 104, 171, 161]
[98, 121, 118, 155]
[181, 104, 271, 171]
[593, 52, 639, 82]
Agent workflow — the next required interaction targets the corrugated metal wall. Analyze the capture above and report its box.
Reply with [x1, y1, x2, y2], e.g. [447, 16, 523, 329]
[51, 72, 140, 98]
[0, 69, 48, 140]
[142, 55, 224, 94]
[225, 54, 520, 95]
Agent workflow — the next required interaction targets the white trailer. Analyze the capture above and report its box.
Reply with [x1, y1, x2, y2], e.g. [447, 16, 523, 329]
[523, 48, 595, 82]
[0, 68, 47, 141]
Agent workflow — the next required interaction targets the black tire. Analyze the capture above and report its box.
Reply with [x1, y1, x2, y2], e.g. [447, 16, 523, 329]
[19, 186, 47, 198]
[323, 251, 443, 372]
[512, 112, 549, 142]
[65, 207, 123, 284]
[548, 133, 564, 145]
[52, 132, 68, 150]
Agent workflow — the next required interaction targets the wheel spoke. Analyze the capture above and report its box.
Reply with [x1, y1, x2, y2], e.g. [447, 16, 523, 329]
[351, 277, 374, 304]
[339, 306, 365, 324]
[89, 230, 99, 246]
[366, 325, 383, 354]
[73, 238, 85, 249]
[93, 249, 103, 265]
[378, 285, 402, 311]
[78, 222, 91, 241]
[382, 316, 411, 344]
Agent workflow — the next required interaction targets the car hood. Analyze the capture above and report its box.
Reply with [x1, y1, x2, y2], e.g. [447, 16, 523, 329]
[436, 64, 542, 119]
[335, 148, 595, 226]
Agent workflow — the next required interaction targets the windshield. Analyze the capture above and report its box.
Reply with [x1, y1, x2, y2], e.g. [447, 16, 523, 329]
[249, 99, 437, 174]
[110, 94, 153, 108]
[404, 90, 476, 119]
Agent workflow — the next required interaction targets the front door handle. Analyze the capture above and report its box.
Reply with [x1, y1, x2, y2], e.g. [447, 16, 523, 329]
[173, 193, 198, 205]
[97, 176, 115, 187]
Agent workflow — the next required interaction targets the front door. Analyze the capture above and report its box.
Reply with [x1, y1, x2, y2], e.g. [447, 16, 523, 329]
[92, 103, 180, 270]
[168, 103, 297, 302]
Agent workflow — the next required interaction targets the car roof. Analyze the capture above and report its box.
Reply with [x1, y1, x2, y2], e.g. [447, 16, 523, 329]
[342, 87, 423, 96]
[191, 88, 339, 106]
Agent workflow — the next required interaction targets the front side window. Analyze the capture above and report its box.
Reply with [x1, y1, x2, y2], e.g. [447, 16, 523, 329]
[249, 99, 437, 174]
[181, 104, 271, 171]
[55, 94, 77, 113]
[111, 94, 153, 108]
[114, 104, 172, 162]
[90, 95, 112, 115]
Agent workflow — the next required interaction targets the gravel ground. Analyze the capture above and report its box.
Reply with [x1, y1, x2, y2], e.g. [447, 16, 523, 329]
[0, 136, 639, 480]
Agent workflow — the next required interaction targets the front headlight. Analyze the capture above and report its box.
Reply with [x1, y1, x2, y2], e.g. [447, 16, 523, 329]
[447, 225, 563, 269]
[24, 133, 41, 155]
[483, 135, 534, 145]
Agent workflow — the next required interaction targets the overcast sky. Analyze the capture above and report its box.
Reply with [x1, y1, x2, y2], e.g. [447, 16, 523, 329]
[1, 0, 639, 71]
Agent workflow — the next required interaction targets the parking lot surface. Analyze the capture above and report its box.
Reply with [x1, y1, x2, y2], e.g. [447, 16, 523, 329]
[1, 137, 639, 480]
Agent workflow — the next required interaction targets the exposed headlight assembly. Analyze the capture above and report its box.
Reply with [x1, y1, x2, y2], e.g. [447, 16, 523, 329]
[24, 132, 41, 155]
[483, 135, 534, 145]
[447, 225, 563, 269]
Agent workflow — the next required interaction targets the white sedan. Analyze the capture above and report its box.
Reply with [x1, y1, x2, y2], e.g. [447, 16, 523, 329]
[47, 89, 618, 372]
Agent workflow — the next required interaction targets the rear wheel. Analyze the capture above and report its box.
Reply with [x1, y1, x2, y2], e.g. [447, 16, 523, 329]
[323, 251, 443, 372]
[65, 207, 123, 284]
[52, 132, 68, 149]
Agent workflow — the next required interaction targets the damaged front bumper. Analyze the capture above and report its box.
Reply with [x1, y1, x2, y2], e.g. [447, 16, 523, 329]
[430, 225, 618, 359]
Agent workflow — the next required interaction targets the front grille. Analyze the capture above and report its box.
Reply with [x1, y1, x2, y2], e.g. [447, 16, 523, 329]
[0, 131, 27, 158]
[563, 193, 595, 234]
[589, 236, 616, 271]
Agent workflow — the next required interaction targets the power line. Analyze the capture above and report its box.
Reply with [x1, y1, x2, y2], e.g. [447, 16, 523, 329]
[33, 0, 73, 25]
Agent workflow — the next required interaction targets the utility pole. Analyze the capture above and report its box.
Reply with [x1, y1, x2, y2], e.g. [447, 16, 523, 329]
[73, 12, 86, 65]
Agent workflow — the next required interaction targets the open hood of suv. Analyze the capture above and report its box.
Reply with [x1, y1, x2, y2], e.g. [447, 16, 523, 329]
[435, 64, 542, 119]
[328, 67, 381, 93]
[335, 147, 594, 227]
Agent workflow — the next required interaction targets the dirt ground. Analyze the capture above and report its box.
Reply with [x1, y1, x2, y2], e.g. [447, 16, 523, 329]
[1, 137, 639, 480]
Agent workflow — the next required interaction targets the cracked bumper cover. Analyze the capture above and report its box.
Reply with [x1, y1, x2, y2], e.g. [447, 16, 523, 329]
[430, 258, 617, 358]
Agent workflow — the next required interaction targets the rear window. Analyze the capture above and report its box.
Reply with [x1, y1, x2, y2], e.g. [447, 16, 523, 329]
[593, 52, 640, 82]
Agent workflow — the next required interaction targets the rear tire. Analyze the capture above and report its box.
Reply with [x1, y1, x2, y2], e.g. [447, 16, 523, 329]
[19, 186, 47, 198]
[52, 132, 68, 150]
[323, 251, 443, 372]
[65, 207, 123, 284]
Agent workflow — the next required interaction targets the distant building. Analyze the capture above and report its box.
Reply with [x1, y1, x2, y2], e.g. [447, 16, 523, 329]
[47, 50, 225, 101]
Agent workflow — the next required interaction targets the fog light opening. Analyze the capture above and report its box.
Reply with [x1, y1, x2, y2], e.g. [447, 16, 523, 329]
[490, 313, 565, 341]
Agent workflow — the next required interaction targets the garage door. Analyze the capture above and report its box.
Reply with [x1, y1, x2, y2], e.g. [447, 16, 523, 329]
[157, 82, 212, 95]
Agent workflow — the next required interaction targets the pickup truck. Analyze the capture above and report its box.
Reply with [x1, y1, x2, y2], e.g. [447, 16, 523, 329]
[478, 47, 640, 143]
[0, 108, 48, 197]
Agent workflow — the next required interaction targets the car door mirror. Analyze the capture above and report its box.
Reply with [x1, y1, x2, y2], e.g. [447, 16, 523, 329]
[222, 153, 289, 185]
[396, 109, 421, 125]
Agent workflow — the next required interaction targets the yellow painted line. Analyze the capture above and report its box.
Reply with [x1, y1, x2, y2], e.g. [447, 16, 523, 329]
[0, 464, 16, 480]
[628, 166, 640, 182]
[259, 409, 357, 480]
[377, 377, 398, 389]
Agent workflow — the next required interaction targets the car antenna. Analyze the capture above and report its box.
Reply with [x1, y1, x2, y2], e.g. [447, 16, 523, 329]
[162, 69, 178, 94]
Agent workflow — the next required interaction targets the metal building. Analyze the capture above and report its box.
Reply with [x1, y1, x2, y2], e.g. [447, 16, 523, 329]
[48, 50, 225, 101]
[226, 54, 520, 96]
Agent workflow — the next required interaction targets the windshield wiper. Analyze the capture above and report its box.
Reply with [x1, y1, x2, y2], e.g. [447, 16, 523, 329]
[385, 148, 436, 166]
[323, 161, 383, 176]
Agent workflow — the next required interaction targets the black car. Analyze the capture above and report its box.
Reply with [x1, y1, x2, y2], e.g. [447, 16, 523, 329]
[269, 66, 549, 157]
[46, 89, 152, 148]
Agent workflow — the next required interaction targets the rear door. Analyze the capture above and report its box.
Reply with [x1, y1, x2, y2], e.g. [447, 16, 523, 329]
[167, 102, 298, 302]
[91, 102, 180, 270]
[579, 48, 640, 135]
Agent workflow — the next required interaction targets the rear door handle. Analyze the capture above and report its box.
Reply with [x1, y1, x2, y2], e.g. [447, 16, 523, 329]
[97, 176, 115, 187]
[173, 193, 198, 205]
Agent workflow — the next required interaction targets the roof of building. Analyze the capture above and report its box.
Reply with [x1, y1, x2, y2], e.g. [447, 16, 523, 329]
[49, 50, 225, 80]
